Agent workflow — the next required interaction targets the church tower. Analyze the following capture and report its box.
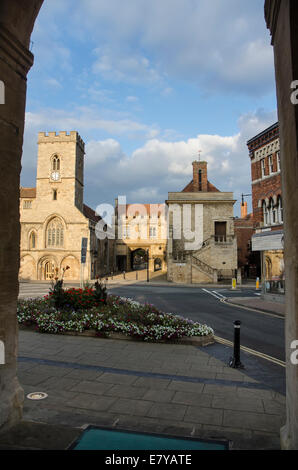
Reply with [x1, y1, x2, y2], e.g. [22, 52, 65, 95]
[36, 131, 85, 211]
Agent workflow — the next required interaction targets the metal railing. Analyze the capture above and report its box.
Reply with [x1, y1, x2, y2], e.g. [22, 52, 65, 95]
[192, 255, 215, 276]
[264, 279, 285, 294]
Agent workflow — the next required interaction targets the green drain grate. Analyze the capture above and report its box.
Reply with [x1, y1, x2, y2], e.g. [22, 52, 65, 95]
[70, 426, 229, 451]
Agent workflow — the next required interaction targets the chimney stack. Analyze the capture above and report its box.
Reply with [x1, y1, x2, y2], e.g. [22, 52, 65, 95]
[241, 202, 248, 218]
[192, 161, 208, 192]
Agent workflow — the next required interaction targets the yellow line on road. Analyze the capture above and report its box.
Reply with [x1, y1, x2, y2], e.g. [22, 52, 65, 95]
[214, 335, 286, 368]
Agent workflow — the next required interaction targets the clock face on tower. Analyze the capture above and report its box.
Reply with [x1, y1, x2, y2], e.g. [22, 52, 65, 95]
[51, 171, 60, 181]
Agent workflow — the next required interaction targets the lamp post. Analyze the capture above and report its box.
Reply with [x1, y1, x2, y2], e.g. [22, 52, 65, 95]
[147, 249, 149, 283]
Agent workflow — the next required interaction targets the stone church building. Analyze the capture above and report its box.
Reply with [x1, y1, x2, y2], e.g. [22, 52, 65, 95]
[19, 131, 115, 281]
[166, 161, 238, 283]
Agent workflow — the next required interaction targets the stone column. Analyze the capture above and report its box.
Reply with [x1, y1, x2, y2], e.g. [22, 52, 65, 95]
[0, 0, 43, 430]
[265, 0, 298, 449]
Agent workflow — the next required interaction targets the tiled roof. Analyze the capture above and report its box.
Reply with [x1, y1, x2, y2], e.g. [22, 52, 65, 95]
[182, 180, 220, 193]
[83, 204, 101, 223]
[20, 187, 36, 198]
[118, 203, 165, 215]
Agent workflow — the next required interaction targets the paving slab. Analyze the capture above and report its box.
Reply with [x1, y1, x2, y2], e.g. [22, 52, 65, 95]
[13, 330, 286, 450]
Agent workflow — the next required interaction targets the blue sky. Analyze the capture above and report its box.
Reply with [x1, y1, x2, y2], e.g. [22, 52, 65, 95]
[22, 0, 277, 216]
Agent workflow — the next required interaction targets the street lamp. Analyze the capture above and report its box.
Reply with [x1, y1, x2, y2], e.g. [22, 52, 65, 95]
[147, 249, 149, 282]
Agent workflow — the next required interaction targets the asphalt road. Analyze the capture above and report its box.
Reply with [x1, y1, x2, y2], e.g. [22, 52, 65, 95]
[18, 282, 286, 394]
[107, 285, 285, 362]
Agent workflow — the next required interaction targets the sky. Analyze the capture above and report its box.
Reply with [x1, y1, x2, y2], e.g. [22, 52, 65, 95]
[21, 0, 278, 217]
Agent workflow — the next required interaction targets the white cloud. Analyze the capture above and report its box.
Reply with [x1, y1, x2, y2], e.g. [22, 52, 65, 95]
[24, 107, 159, 140]
[92, 47, 162, 85]
[66, 0, 275, 96]
[21, 103, 277, 218]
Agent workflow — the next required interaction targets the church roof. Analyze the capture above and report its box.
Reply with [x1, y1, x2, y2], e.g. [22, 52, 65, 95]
[83, 204, 101, 223]
[20, 187, 36, 198]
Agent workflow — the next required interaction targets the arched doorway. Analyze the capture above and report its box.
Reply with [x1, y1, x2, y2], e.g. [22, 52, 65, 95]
[131, 248, 147, 271]
[44, 261, 55, 280]
[154, 258, 162, 272]
[38, 257, 57, 281]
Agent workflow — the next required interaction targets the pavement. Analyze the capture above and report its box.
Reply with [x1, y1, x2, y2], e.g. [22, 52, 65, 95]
[7, 276, 286, 450]
[226, 296, 285, 316]
[0, 328, 286, 450]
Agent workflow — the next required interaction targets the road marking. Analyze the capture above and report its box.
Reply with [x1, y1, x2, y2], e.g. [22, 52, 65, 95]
[214, 335, 286, 367]
[202, 288, 223, 300]
[212, 290, 227, 300]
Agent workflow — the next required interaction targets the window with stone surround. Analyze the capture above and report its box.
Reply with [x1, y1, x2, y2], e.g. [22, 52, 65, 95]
[52, 155, 60, 171]
[277, 151, 281, 172]
[277, 196, 283, 223]
[29, 231, 36, 249]
[263, 201, 269, 226]
[269, 155, 274, 174]
[261, 158, 266, 178]
[23, 200, 32, 209]
[149, 226, 157, 238]
[46, 217, 64, 248]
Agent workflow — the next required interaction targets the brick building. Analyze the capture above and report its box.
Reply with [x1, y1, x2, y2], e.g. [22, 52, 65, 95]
[234, 204, 256, 279]
[247, 122, 284, 295]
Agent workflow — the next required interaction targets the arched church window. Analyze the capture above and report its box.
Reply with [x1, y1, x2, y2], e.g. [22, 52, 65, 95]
[52, 155, 60, 171]
[46, 218, 64, 248]
[29, 231, 36, 249]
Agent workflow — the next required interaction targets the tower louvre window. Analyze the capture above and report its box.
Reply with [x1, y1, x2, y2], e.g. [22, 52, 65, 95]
[52, 155, 60, 171]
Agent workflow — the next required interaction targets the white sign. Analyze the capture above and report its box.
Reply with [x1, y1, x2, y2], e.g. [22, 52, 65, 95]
[0, 340, 5, 365]
[0, 81, 4, 105]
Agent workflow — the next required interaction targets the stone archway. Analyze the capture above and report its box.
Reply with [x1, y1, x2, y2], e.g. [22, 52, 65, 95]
[0, 0, 44, 431]
[38, 256, 58, 281]
[61, 255, 80, 280]
[0, 0, 298, 449]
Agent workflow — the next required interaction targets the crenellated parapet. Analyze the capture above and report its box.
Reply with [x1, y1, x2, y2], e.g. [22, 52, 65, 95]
[38, 131, 85, 152]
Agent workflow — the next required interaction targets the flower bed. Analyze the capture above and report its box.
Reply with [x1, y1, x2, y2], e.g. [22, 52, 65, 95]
[17, 287, 214, 342]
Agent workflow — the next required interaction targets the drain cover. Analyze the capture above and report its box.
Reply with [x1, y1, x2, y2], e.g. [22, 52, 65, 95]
[27, 392, 48, 400]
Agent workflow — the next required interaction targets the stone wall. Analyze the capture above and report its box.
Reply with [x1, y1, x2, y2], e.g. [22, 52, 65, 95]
[0, 0, 44, 432]
[265, 0, 298, 449]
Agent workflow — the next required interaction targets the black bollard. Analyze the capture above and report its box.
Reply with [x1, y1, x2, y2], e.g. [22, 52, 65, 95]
[229, 320, 244, 369]
[123, 271, 126, 280]
[136, 271, 138, 280]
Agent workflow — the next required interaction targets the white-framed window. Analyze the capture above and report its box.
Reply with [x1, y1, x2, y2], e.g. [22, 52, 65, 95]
[269, 155, 274, 174]
[263, 201, 269, 226]
[261, 159, 266, 178]
[277, 196, 283, 223]
[23, 200, 32, 209]
[277, 151, 281, 172]
[149, 226, 157, 238]
[123, 225, 130, 239]
[268, 198, 275, 225]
